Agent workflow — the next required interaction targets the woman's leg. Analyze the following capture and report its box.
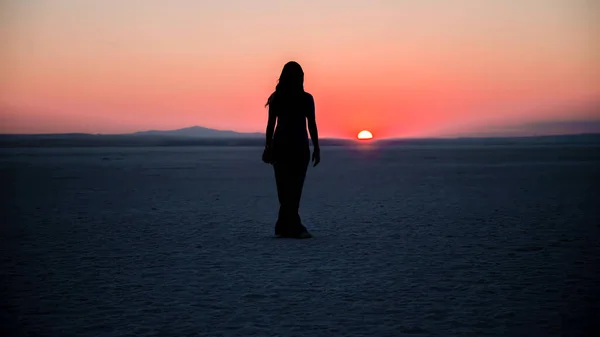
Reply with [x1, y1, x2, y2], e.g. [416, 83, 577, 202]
[273, 146, 298, 235]
[273, 160, 289, 234]
[289, 146, 310, 231]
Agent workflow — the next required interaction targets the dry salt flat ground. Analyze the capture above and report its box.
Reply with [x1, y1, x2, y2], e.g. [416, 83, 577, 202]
[1, 144, 599, 337]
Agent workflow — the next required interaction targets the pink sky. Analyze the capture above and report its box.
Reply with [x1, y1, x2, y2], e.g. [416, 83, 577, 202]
[1, 0, 598, 138]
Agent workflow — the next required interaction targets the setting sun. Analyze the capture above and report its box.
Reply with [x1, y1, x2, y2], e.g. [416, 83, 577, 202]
[357, 130, 373, 140]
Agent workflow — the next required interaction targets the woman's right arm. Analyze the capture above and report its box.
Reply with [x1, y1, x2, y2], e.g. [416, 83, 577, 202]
[307, 94, 319, 151]
[265, 97, 276, 148]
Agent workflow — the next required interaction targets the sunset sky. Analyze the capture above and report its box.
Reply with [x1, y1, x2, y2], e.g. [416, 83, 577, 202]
[1, 0, 598, 138]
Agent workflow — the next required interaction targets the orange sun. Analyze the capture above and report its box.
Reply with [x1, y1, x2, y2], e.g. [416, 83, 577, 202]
[357, 130, 373, 140]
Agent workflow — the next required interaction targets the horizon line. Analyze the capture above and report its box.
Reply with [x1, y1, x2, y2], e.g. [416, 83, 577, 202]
[1, 132, 600, 141]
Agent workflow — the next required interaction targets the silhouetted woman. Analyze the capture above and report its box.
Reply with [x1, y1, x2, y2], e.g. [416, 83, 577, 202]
[262, 61, 320, 239]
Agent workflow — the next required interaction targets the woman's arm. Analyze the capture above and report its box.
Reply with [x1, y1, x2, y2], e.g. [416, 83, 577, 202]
[265, 97, 276, 148]
[307, 94, 319, 150]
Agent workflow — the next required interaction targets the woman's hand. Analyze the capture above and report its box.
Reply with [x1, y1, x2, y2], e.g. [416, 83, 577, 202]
[312, 147, 321, 167]
[262, 146, 274, 164]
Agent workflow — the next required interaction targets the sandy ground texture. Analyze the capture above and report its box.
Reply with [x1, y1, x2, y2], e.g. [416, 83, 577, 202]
[2, 145, 600, 337]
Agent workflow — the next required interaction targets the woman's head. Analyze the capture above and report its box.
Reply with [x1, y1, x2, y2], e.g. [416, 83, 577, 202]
[277, 61, 304, 90]
[266, 61, 305, 106]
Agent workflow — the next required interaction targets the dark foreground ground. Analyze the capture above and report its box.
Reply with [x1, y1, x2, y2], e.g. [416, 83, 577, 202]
[2, 144, 599, 336]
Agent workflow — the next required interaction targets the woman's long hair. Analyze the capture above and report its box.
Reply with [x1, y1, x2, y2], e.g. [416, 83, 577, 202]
[265, 61, 305, 107]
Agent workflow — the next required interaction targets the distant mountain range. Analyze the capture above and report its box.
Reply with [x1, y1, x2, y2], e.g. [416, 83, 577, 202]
[131, 126, 264, 138]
